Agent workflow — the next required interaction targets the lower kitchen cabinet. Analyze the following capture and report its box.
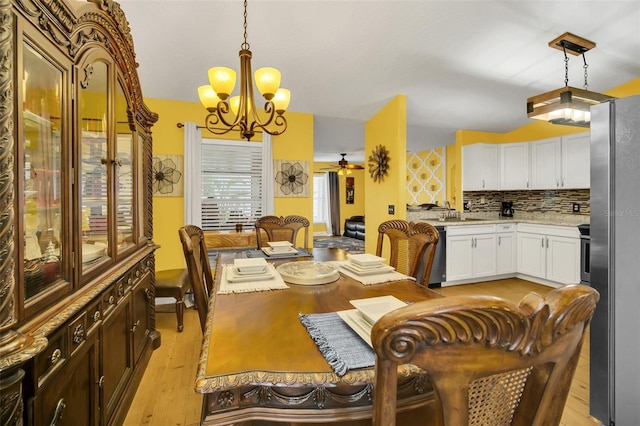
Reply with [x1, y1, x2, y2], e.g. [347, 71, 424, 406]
[446, 225, 497, 281]
[496, 224, 517, 275]
[516, 224, 580, 284]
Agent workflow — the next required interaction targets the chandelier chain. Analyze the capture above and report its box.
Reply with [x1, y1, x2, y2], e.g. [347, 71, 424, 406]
[242, 0, 250, 50]
[582, 52, 589, 90]
[562, 45, 569, 87]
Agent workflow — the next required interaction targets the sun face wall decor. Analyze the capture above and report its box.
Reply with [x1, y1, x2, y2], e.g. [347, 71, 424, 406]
[274, 160, 309, 197]
[368, 144, 390, 183]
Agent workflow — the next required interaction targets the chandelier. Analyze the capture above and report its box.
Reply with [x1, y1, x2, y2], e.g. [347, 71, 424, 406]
[526, 32, 614, 127]
[198, 0, 290, 141]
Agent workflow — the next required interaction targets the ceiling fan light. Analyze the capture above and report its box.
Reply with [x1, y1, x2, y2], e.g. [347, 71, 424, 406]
[272, 88, 291, 114]
[255, 67, 281, 100]
[208, 67, 236, 101]
[198, 85, 222, 111]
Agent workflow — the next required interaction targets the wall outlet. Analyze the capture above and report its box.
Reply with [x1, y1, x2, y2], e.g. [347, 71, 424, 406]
[573, 203, 580, 213]
[388, 205, 395, 215]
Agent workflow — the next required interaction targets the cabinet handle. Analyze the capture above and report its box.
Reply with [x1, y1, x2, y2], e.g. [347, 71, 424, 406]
[118, 284, 125, 297]
[498, 236, 501, 245]
[526, 180, 529, 188]
[144, 287, 152, 301]
[546, 237, 549, 248]
[98, 376, 105, 388]
[50, 398, 66, 425]
[113, 157, 123, 167]
[93, 310, 101, 322]
[108, 295, 115, 305]
[72, 324, 85, 344]
[541, 238, 544, 247]
[482, 179, 485, 189]
[556, 179, 560, 187]
[131, 320, 141, 333]
[50, 348, 62, 365]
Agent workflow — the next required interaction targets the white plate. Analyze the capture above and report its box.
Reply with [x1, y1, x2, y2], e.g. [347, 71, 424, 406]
[82, 242, 107, 263]
[234, 258, 268, 273]
[349, 295, 408, 325]
[347, 253, 386, 267]
[262, 246, 298, 256]
[276, 261, 340, 285]
[267, 241, 294, 250]
[226, 264, 275, 282]
[341, 262, 395, 276]
[336, 309, 374, 346]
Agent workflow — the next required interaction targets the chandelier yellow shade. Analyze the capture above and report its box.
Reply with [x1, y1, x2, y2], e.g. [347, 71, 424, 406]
[254, 67, 281, 100]
[198, 85, 222, 111]
[272, 89, 291, 114]
[207, 67, 236, 100]
[229, 96, 253, 116]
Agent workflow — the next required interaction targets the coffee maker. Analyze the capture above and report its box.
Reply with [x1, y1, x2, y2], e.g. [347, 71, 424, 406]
[501, 201, 514, 217]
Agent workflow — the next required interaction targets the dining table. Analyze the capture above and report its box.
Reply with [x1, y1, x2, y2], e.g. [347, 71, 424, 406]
[195, 247, 443, 425]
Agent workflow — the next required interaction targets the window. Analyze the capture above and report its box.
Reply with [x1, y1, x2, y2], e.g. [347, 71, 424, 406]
[313, 173, 327, 223]
[201, 139, 263, 231]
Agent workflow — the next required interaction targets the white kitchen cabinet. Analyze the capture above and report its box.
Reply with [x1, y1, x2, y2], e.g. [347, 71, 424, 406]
[516, 224, 580, 284]
[462, 144, 499, 191]
[446, 225, 496, 281]
[530, 137, 562, 189]
[562, 132, 590, 188]
[500, 143, 530, 190]
[496, 223, 517, 274]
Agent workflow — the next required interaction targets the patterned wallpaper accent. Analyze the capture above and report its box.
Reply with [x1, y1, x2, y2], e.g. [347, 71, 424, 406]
[406, 148, 445, 205]
[463, 189, 590, 216]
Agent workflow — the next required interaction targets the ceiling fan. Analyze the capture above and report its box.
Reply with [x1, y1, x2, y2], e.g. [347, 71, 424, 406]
[321, 153, 365, 175]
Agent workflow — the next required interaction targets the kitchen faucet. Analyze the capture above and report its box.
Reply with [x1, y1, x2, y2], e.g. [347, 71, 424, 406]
[443, 201, 457, 219]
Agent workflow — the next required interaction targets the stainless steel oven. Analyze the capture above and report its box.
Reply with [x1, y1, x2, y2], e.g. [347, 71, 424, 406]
[578, 224, 590, 284]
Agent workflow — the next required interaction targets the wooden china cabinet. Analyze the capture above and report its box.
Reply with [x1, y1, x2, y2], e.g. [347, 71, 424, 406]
[1, 0, 159, 425]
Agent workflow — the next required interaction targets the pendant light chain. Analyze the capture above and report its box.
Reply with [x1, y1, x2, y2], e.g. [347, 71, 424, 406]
[562, 44, 570, 87]
[242, 0, 250, 50]
[582, 52, 589, 90]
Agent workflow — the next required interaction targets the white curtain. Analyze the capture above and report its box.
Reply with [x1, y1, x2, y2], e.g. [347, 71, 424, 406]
[184, 122, 202, 226]
[261, 133, 275, 216]
[324, 172, 333, 235]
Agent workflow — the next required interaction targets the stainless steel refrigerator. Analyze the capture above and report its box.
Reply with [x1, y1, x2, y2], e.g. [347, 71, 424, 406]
[590, 94, 640, 425]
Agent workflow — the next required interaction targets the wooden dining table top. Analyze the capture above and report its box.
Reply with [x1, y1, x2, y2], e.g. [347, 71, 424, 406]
[194, 247, 443, 393]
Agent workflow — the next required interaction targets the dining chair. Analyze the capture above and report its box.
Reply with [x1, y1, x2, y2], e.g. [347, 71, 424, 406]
[375, 220, 439, 286]
[178, 225, 215, 332]
[255, 215, 310, 249]
[371, 284, 599, 426]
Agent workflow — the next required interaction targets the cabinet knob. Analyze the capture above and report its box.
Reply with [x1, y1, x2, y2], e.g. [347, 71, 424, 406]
[131, 320, 141, 333]
[113, 157, 123, 167]
[98, 376, 105, 388]
[109, 295, 115, 305]
[50, 398, 66, 425]
[50, 348, 62, 365]
[93, 310, 101, 322]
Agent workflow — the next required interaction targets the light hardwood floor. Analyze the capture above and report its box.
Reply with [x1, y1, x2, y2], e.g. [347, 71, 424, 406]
[124, 278, 600, 426]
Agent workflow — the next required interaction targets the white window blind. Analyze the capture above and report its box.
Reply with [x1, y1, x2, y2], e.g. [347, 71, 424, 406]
[313, 174, 327, 223]
[201, 140, 263, 231]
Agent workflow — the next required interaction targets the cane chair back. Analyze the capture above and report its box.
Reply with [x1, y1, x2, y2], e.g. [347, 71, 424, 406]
[178, 225, 214, 332]
[371, 284, 599, 426]
[375, 220, 439, 286]
[255, 215, 310, 249]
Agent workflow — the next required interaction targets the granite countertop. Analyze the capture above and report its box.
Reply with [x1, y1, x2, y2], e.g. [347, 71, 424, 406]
[406, 211, 589, 227]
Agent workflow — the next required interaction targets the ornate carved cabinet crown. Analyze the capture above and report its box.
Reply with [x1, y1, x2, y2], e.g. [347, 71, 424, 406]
[1, 0, 159, 424]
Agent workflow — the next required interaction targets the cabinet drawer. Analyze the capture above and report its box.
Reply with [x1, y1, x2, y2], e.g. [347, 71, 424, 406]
[35, 328, 67, 387]
[69, 312, 88, 356]
[446, 224, 496, 236]
[516, 223, 579, 238]
[496, 223, 516, 233]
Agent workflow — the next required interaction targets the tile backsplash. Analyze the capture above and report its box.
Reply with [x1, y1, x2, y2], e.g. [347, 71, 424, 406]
[463, 189, 590, 216]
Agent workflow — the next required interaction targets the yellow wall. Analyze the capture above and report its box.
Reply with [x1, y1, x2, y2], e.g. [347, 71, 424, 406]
[146, 98, 314, 271]
[448, 78, 640, 209]
[364, 95, 407, 256]
[312, 163, 366, 234]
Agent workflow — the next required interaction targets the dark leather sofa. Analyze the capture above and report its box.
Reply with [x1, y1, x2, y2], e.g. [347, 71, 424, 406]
[343, 216, 365, 241]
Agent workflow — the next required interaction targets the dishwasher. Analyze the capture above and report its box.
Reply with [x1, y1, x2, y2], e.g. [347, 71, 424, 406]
[415, 225, 446, 287]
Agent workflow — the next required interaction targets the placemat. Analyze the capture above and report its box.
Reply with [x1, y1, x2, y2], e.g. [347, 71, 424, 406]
[245, 248, 313, 259]
[299, 312, 375, 377]
[331, 260, 416, 285]
[218, 264, 289, 294]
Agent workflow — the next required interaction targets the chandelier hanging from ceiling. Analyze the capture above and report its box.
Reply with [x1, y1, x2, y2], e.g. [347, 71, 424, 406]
[198, 0, 290, 140]
[526, 32, 614, 128]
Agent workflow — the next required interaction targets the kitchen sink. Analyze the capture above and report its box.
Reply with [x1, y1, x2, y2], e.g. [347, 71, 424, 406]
[437, 217, 488, 222]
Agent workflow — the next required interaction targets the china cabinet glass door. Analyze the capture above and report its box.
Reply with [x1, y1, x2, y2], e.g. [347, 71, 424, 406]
[22, 41, 65, 300]
[115, 81, 135, 253]
[79, 61, 110, 270]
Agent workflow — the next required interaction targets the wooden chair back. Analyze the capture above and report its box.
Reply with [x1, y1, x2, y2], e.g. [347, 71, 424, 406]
[255, 215, 310, 249]
[178, 225, 214, 332]
[371, 284, 599, 426]
[375, 220, 439, 286]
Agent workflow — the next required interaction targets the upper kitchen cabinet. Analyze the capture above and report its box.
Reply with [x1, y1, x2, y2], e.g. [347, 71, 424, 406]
[500, 142, 530, 190]
[4, 1, 158, 424]
[531, 134, 590, 190]
[462, 143, 499, 191]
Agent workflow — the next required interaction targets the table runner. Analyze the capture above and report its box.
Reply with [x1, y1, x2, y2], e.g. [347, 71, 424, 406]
[245, 248, 313, 259]
[331, 260, 416, 285]
[299, 312, 375, 376]
[218, 264, 289, 294]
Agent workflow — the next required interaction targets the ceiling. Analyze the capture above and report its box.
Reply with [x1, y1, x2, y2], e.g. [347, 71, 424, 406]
[117, 1, 640, 162]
